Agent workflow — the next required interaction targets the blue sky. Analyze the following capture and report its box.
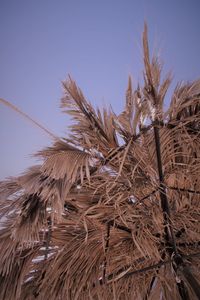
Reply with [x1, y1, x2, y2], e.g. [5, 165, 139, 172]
[1, 0, 200, 179]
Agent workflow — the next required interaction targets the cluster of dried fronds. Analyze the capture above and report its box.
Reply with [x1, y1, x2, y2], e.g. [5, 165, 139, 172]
[0, 25, 200, 300]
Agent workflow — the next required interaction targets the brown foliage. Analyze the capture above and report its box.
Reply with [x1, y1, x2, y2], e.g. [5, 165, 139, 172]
[0, 25, 200, 299]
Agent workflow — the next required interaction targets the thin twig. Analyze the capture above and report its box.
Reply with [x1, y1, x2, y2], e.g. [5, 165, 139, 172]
[105, 252, 200, 284]
[153, 124, 178, 254]
[102, 222, 111, 284]
[44, 216, 52, 260]
[167, 186, 200, 195]
[0, 98, 58, 140]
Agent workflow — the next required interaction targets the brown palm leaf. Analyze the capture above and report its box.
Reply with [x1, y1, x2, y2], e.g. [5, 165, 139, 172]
[0, 25, 200, 300]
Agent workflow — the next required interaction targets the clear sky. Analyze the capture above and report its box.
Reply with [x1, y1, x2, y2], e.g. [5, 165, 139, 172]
[1, 0, 200, 180]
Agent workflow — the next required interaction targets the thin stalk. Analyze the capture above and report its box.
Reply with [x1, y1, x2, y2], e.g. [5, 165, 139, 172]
[102, 223, 111, 284]
[108, 220, 131, 234]
[167, 186, 200, 195]
[153, 122, 190, 299]
[0, 98, 58, 140]
[104, 252, 200, 284]
[44, 216, 52, 260]
[153, 124, 177, 254]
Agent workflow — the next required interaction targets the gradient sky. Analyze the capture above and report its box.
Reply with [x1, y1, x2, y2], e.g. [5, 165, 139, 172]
[1, 0, 200, 180]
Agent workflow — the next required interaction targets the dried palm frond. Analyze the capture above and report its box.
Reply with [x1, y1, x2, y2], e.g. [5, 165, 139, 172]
[0, 25, 200, 300]
[61, 77, 119, 156]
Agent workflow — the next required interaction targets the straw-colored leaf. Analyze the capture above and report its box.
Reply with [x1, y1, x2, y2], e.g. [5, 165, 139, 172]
[0, 24, 200, 300]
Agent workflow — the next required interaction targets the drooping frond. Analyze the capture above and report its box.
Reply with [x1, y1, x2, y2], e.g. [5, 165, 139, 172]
[36, 140, 92, 182]
[167, 80, 200, 126]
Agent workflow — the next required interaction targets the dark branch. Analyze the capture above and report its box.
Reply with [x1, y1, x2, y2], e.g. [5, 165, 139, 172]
[102, 222, 111, 284]
[153, 124, 177, 254]
[167, 186, 200, 195]
[104, 252, 200, 284]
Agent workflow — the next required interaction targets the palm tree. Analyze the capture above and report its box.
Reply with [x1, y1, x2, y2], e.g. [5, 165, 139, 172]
[0, 25, 200, 300]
